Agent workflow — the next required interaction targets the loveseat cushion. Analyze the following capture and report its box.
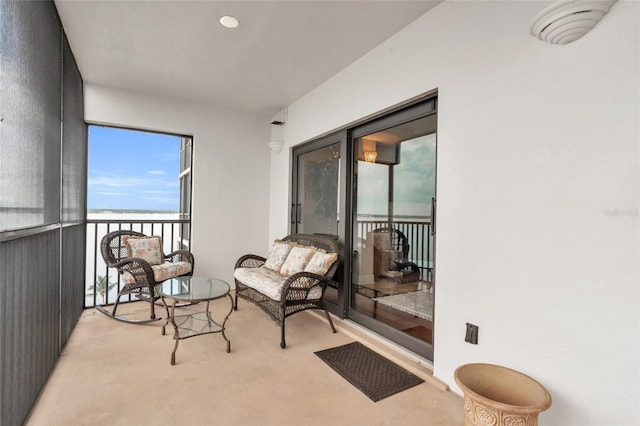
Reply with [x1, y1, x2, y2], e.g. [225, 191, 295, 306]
[304, 251, 338, 275]
[121, 261, 192, 285]
[234, 266, 323, 301]
[263, 240, 292, 272]
[280, 246, 316, 276]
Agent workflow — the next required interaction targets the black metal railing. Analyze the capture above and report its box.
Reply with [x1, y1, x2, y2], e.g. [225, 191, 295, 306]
[85, 217, 431, 307]
[85, 218, 191, 308]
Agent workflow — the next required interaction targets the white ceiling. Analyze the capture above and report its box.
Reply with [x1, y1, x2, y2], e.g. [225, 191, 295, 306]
[54, 0, 441, 120]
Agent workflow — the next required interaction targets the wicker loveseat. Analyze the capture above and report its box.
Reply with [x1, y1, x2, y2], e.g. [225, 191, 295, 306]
[234, 234, 339, 348]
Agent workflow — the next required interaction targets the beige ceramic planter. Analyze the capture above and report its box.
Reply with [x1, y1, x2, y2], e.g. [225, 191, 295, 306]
[454, 363, 552, 426]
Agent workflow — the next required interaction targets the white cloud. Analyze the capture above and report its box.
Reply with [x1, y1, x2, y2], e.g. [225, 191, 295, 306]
[88, 175, 145, 188]
[95, 191, 129, 196]
[141, 190, 178, 195]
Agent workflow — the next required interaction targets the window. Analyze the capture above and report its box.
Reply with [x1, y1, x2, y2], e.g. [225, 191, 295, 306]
[179, 137, 192, 220]
[87, 126, 190, 216]
[85, 126, 193, 306]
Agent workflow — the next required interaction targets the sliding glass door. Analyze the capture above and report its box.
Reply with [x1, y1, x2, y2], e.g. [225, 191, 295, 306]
[293, 144, 340, 236]
[291, 132, 347, 308]
[350, 101, 437, 359]
[289, 96, 437, 359]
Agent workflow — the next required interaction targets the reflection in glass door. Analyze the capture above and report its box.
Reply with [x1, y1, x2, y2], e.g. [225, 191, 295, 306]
[351, 113, 436, 357]
[294, 143, 340, 236]
[292, 141, 341, 305]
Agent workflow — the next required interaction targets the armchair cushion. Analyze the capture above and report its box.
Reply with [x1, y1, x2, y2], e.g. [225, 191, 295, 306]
[124, 235, 163, 265]
[280, 246, 316, 276]
[264, 240, 292, 272]
[121, 261, 192, 285]
[373, 232, 391, 250]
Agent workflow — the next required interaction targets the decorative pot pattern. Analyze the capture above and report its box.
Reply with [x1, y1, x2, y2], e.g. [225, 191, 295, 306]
[463, 395, 541, 426]
[455, 363, 551, 426]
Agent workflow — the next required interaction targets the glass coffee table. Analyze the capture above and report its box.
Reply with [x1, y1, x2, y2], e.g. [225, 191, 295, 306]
[159, 276, 233, 365]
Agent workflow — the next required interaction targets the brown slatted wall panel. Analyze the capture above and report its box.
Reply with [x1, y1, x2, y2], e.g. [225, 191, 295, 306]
[60, 30, 87, 347]
[0, 231, 61, 425]
[60, 225, 86, 347]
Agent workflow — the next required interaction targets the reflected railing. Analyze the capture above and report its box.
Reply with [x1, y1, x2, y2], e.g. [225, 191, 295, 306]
[356, 218, 433, 280]
[85, 218, 191, 308]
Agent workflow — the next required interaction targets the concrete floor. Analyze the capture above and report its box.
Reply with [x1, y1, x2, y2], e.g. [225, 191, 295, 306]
[26, 298, 463, 426]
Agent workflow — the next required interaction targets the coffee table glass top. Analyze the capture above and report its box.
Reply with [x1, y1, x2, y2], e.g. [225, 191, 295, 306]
[160, 276, 230, 302]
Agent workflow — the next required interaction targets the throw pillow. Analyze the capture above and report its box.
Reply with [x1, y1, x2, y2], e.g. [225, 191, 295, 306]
[280, 246, 316, 276]
[124, 235, 163, 266]
[304, 251, 338, 276]
[264, 240, 292, 272]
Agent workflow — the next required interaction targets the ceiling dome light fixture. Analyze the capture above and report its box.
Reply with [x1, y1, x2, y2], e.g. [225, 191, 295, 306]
[529, 0, 616, 45]
[220, 15, 240, 29]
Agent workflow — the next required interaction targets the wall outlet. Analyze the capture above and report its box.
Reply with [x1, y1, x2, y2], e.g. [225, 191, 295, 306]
[465, 323, 479, 344]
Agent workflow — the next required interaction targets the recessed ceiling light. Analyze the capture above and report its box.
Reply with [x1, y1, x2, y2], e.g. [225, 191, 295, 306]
[219, 15, 239, 29]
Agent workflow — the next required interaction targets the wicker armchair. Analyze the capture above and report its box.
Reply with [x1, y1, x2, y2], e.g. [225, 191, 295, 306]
[98, 229, 195, 324]
[234, 234, 339, 348]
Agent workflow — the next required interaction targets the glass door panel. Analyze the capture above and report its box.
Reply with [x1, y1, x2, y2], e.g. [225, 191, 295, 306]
[351, 115, 436, 352]
[294, 143, 340, 236]
[292, 142, 341, 305]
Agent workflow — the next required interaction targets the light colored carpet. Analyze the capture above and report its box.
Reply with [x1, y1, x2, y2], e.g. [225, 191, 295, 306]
[374, 291, 434, 321]
[26, 297, 462, 426]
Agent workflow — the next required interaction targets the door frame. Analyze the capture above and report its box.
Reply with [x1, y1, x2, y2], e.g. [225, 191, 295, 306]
[289, 91, 438, 359]
[348, 98, 437, 360]
[290, 130, 350, 318]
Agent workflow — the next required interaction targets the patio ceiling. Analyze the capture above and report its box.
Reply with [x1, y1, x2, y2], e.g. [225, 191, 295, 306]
[54, 0, 441, 120]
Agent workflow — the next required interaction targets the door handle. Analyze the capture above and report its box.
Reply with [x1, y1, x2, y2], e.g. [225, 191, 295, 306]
[431, 197, 436, 236]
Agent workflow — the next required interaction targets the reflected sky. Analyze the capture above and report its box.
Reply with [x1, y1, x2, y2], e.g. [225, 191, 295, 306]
[357, 133, 436, 218]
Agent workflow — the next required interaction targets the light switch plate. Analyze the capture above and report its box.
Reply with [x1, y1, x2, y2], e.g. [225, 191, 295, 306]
[465, 323, 479, 344]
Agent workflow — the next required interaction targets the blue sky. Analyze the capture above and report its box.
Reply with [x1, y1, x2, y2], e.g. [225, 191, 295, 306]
[88, 126, 181, 211]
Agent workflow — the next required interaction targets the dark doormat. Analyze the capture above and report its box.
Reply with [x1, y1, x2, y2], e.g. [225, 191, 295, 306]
[314, 341, 424, 402]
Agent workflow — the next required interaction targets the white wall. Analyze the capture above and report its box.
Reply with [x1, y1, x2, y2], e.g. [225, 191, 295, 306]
[84, 84, 272, 285]
[272, 1, 639, 425]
